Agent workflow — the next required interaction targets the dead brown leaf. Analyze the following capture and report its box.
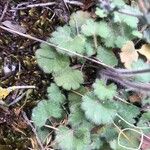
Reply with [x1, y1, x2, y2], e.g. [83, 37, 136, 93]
[138, 44, 150, 61]
[119, 41, 139, 69]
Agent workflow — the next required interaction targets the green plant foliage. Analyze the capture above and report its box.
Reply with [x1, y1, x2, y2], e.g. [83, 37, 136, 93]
[69, 104, 94, 130]
[115, 102, 140, 125]
[53, 67, 84, 90]
[33, 1, 150, 149]
[47, 83, 66, 104]
[93, 79, 117, 100]
[50, 26, 86, 55]
[81, 19, 111, 39]
[112, 0, 125, 6]
[32, 83, 66, 127]
[36, 127, 50, 143]
[137, 112, 150, 127]
[131, 59, 150, 83]
[102, 23, 139, 48]
[32, 100, 62, 128]
[95, 7, 107, 18]
[90, 134, 103, 149]
[36, 44, 70, 73]
[96, 46, 118, 67]
[114, 12, 138, 28]
[100, 125, 118, 141]
[110, 128, 141, 150]
[69, 11, 90, 28]
[84, 39, 95, 56]
[68, 86, 87, 106]
[81, 92, 116, 124]
[81, 19, 98, 36]
[55, 126, 91, 150]
[118, 129, 140, 149]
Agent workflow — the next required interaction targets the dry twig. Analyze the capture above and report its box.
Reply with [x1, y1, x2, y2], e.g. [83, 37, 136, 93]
[0, 1, 10, 22]
[22, 112, 45, 150]
[11, 2, 56, 10]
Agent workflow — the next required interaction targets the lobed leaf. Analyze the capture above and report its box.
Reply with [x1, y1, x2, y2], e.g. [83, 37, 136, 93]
[47, 83, 66, 104]
[53, 67, 84, 90]
[50, 26, 86, 55]
[114, 12, 139, 28]
[93, 79, 117, 100]
[55, 126, 91, 150]
[36, 44, 70, 73]
[69, 11, 90, 28]
[32, 100, 62, 127]
[69, 103, 93, 130]
[96, 46, 118, 67]
[81, 92, 116, 125]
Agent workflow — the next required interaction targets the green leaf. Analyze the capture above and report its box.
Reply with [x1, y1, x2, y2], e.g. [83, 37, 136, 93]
[93, 79, 117, 100]
[69, 11, 90, 28]
[103, 23, 139, 48]
[95, 7, 107, 18]
[97, 21, 112, 38]
[101, 125, 118, 141]
[81, 92, 116, 125]
[47, 83, 66, 104]
[36, 127, 50, 143]
[69, 104, 93, 130]
[115, 102, 140, 125]
[55, 126, 91, 150]
[50, 26, 86, 55]
[112, 0, 125, 7]
[118, 129, 140, 150]
[131, 59, 150, 83]
[32, 100, 62, 127]
[132, 30, 142, 38]
[90, 134, 103, 149]
[84, 39, 95, 56]
[137, 112, 150, 127]
[96, 46, 118, 66]
[115, 36, 128, 48]
[55, 126, 74, 150]
[110, 127, 141, 150]
[81, 19, 98, 36]
[68, 86, 87, 107]
[81, 19, 111, 39]
[114, 12, 138, 28]
[36, 44, 70, 73]
[54, 67, 84, 90]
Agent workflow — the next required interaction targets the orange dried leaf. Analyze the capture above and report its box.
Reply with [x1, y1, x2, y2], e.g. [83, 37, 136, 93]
[119, 41, 139, 69]
[138, 44, 150, 60]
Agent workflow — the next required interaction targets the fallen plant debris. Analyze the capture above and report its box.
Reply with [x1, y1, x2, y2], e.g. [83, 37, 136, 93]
[1, 0, 150, 150]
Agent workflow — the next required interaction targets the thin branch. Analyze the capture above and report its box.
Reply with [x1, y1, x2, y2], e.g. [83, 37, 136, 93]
[101, 70, 150, 92]
[22, 112, 45, 150]
[44, 124, 59, 131]
[8, 92, 26, 106]
[0, 25, 113, 70]
[114, 96, 130, 104]
[66, 0, 83, 6]
[12, 2, 56, 10]
[117, 10, 143, 17]
[116, 68, 150, 76]
[8, 85, 36, 91]
[0, 1, 10, 22]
